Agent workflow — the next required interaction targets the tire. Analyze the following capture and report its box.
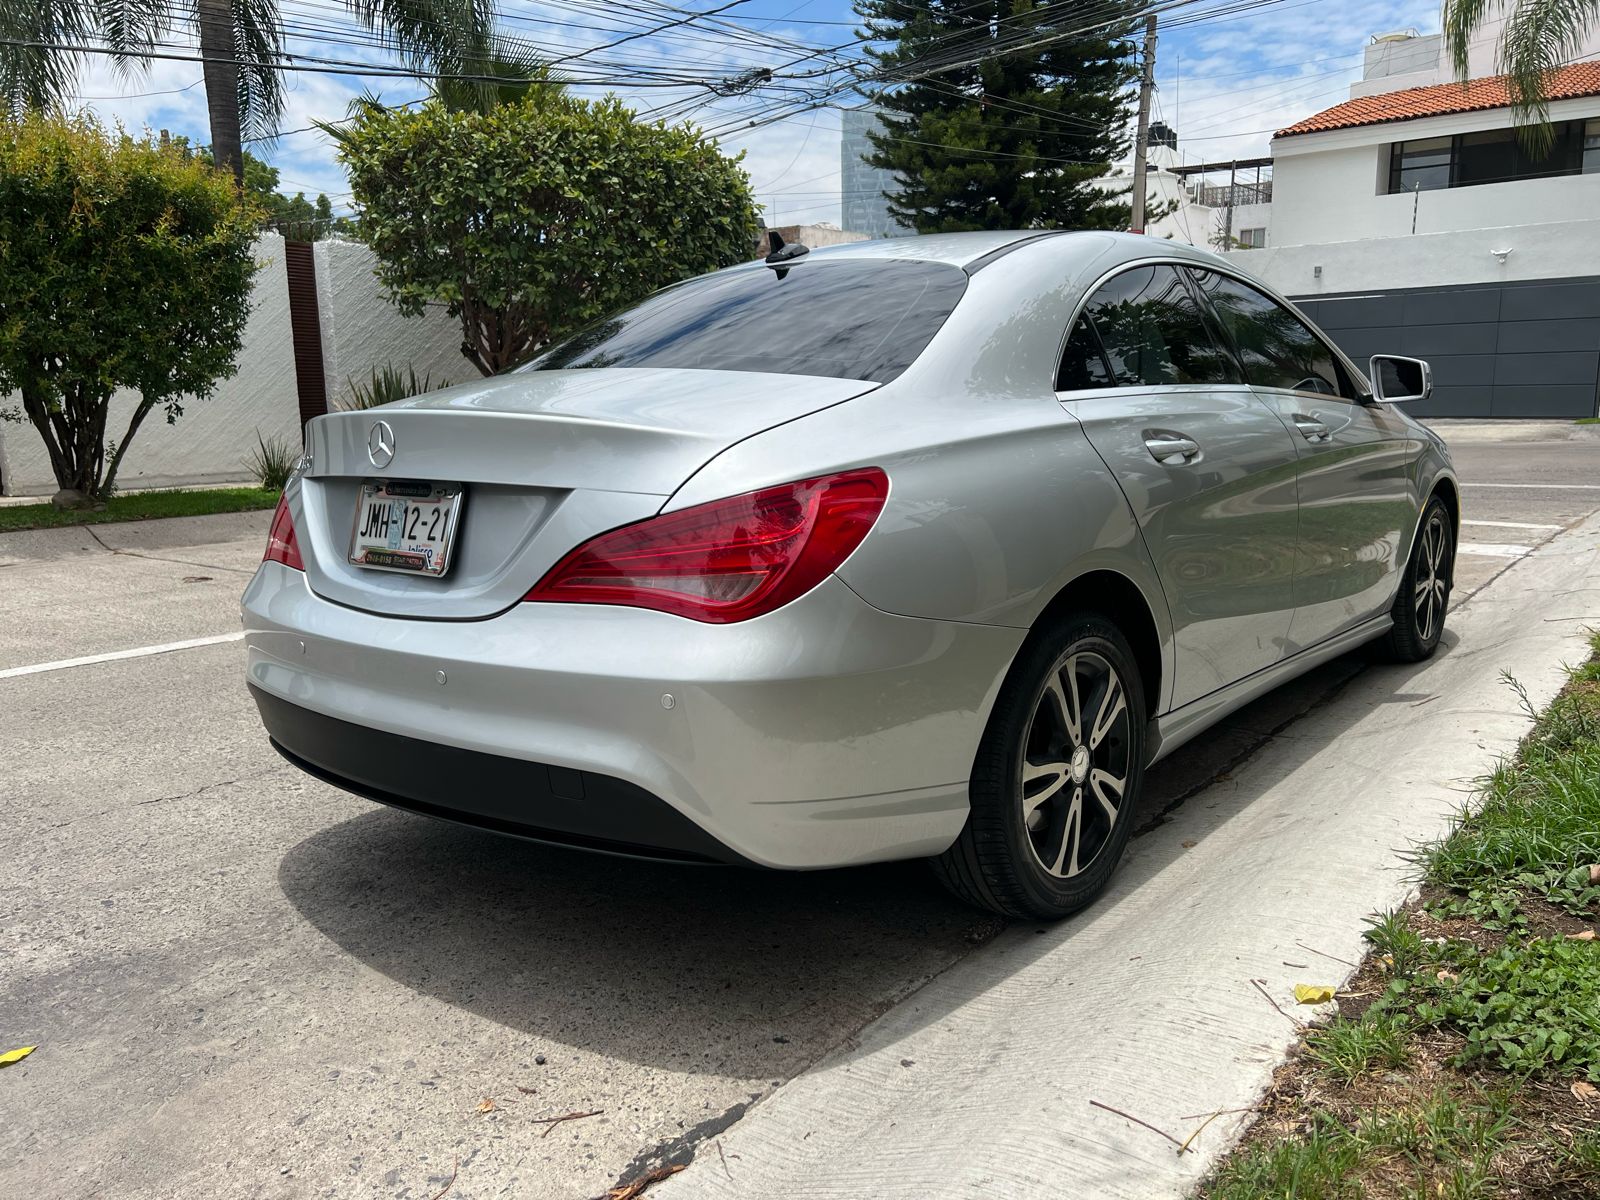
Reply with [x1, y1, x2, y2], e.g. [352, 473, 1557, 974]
[1381, 496, 1454, 663]
[932, 612, 1147, 919]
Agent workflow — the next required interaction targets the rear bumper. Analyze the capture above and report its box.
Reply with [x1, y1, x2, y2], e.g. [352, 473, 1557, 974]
[242, 561, 1022, 868]
[252, 685, 747, 864]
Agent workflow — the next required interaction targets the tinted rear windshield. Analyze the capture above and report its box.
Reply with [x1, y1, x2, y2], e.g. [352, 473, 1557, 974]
[525, 259, 968, 384]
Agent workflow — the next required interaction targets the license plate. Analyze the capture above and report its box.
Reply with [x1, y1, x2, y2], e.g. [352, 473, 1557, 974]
[348, 480, 464, 577]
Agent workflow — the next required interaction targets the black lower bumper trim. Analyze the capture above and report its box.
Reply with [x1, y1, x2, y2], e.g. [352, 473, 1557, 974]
[250, 685, 746, 865]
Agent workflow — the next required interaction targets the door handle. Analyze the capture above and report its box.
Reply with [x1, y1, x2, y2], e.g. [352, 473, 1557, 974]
[1293, 413, 1331, 443]
[1143, 432, 1202, 464]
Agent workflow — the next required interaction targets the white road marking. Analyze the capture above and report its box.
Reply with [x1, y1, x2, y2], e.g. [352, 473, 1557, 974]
[1456, 542, 1534, 559]
[1462, 482, 1600, 490]
[0, 632, 244, 681]
[1461, 519, 1563, 531]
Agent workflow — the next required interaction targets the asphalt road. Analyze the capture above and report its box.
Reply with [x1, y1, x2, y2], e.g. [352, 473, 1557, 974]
[3, 420, 1597, 1200]
[1440, 420, 1600, 598]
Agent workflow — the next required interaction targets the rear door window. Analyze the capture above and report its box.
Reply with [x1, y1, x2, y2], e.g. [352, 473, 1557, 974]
[526, 259, 968, 384]
[1072, 265, 1241, 388]
[1056, 316, 1113, 391]
[1186, 269, 1357, 398]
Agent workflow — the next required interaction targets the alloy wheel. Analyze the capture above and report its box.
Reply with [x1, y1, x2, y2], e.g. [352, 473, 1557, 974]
[1414, 512, 1450, 643]
[1018, 650, 1131, 879]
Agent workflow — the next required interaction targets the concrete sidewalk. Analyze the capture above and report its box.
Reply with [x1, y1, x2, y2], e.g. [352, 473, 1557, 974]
[0, 511, 269, 670]
[657, 511, 1600, 1200]
[0, 509, 272, 562]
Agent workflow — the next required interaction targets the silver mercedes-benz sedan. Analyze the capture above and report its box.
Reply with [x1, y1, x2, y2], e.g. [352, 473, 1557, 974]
[242, 230, 1457, 919]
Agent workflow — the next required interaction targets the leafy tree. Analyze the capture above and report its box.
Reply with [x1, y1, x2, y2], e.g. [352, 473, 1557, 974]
[168, 135, 354, 238]
[0, 113, 260, 504]
[332, 95, 760, 376]
[231, 149, 355, 238]
[1444, 0, 1600, 150]
[0, 0, 514, 183]
[854, 0, 1139, 232]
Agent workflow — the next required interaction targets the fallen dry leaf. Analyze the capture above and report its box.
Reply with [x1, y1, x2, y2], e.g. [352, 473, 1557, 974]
[0, 1046, 36, 1068]
[1293, 984, 1335, 1005]
[476, 1098, 496, 1114]
[1567, 930, 1596, 942]
[1589, 864, 1600, 885]
[607, 1163, 685, 1199]
[1181, 840, 1197, 849]
[1436, 970, 1459, 984]
[1573, 1081, 1599, 1103]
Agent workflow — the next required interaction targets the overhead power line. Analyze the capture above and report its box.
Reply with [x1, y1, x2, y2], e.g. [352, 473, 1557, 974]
[0, 38, 721, 86]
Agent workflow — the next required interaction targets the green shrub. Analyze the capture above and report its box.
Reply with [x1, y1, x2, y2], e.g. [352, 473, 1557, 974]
[342, 364, 448, 410]
[0, 112, 260, 503]
[245, 432, 298, 491]
[332, 94, 759, 375]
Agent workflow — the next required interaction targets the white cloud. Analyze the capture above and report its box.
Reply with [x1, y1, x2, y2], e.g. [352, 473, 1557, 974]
[1156, 0, 1442, 164]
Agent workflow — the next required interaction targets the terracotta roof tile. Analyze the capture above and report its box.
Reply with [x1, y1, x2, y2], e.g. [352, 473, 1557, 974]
[1275, 61, 1600, 138]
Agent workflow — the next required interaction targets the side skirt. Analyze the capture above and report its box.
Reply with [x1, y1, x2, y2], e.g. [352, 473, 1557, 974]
[1146, 614, 1394, 765]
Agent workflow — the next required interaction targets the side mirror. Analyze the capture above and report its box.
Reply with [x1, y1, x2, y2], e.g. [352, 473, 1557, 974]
[1369, 354, 1431, 404]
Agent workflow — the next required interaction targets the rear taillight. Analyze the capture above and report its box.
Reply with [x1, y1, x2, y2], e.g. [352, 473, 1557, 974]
[264, 495, 305, 571]
[524, 468, 889, 623]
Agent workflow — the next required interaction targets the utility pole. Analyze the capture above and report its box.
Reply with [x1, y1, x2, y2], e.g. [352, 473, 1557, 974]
[1129, 14, 1158, 234]
[1223, 159, 1237, 250]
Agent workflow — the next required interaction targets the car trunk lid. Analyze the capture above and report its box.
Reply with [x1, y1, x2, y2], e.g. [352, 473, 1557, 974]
[294, 368, 876, 620]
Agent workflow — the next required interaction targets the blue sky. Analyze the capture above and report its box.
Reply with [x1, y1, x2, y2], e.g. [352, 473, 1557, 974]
[68, 0, 1444, 227]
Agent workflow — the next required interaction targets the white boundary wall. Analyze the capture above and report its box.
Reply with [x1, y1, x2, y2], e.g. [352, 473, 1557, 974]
[0, 234, 461, 497]
[1230, 215, 1600, 297]
[313, 238, 464, 413]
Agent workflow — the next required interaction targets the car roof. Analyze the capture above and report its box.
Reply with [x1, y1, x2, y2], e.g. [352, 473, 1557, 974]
[791, 230, 1236, 273]
[799, 230, 1059, 268]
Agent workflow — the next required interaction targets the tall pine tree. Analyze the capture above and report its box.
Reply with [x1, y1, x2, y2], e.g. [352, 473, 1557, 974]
[855, 0, 1139, 232]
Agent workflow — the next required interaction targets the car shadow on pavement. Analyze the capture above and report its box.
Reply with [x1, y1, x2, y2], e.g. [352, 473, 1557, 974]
[274, 638, 1456, 1085]
[277, 806, 998, 1079]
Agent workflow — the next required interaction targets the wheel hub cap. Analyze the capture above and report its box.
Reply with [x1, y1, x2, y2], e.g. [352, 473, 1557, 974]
[1413, 513, 1451, 643]
[1018, 650, 1132, 880]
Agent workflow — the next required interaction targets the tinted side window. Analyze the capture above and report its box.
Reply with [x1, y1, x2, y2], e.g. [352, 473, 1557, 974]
[1082, 265, 1240, 388]
[1189, 270, 1354, 398]
[1056, 316, 1112, 391]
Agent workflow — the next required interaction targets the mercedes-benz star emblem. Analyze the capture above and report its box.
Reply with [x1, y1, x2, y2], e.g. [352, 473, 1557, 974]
[367, 420, 395, 469]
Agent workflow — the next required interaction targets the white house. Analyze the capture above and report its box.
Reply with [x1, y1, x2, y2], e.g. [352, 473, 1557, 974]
[1222, 16, 1600, 419]
[1270, 60, 1600, 247]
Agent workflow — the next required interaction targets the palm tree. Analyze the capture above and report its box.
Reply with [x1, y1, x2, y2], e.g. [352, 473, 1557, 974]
[0, 0, 513, 183]
[1443, 0, 1600, 149]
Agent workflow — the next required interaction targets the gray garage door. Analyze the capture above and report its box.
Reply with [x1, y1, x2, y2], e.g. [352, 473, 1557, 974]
[1292, 276, 1600, 419]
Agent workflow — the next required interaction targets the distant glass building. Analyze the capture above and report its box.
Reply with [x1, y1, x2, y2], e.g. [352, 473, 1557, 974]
[840, 106, 910, 238]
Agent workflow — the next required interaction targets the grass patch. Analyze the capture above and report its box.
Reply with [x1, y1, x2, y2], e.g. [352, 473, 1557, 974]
[1425, 668, 1600, 896]
[1207, 1087, 1529, 1200]
[1206, 1114, 1364, 1200]
[1576, 417, 1600, 425]
[1304, 1014, 1411, 1084]
[1413, 938, 1600, 1078]
[1203, 634, 1600, 1200]
[0, 486, 280, 532]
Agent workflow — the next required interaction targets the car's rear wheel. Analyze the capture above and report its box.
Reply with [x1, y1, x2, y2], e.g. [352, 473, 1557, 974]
[1382, 496, 1454, 663]
[933, 613, 1146, 919]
